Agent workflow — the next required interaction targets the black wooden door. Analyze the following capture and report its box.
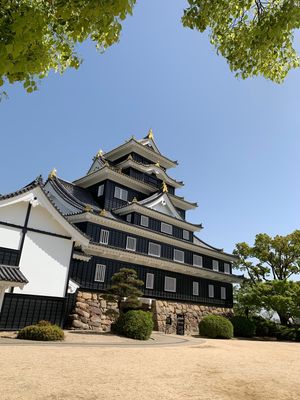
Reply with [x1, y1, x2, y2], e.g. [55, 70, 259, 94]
[176, 314, 185, 335]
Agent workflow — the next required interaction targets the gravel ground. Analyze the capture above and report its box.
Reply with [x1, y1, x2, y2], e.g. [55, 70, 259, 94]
[0, 335, 299, 400]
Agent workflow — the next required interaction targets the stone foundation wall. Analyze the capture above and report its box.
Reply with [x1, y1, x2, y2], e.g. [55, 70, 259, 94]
[69, 291, 118, 331]
[69, 291, 233, 335]
[152, 300, 232, 335]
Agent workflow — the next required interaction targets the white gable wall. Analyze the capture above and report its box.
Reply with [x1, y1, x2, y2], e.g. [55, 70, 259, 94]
[0, 201, 28, 225]
[15, 231, 72, 297]
[28, 204, 70, 237]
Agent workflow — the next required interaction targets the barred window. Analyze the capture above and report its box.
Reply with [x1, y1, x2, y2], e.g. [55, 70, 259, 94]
[99, 229, 109, 245]
[224, 263, 230, 274]
[193, 282, 199, 296]
[208, 284, 214, 298]
[164, 276, 176, 292]
[94, 264, 106, 282]
[148, 242, 161, 257]
[126, 236, 137, 251]
[212, 260, 219, 272]
[140, 215, 149, 227]
[114, 186, 128, 201]
[146, 273, 154, 289]
[126, 214, 132, 223]
[161, 222, 173, 235]
[97, 184, 104, 197]
[193, 254, 203, 268]
[174, 249, 184, 263]
[183, 230, 190, 240]
[221, 287, 226, 300]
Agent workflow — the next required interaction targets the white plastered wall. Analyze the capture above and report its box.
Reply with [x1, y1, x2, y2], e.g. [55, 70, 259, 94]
[0, 225, 22, 250]
[15, 231, 73, 297]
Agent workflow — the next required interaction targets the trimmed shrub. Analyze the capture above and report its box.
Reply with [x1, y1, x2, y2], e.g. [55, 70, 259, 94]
[199, 315, 233, 339]
[116, 310, 154, 340]
[252, 316, 278, 337]
[17, 321, 64, 341]
[231, 316, 256, 338]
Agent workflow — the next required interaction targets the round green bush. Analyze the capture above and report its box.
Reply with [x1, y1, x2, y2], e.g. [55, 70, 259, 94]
[231, 316, 256, 338]
[117, 310, 154, 340]
[17, 321, 64, 341]
[199, 315, 233, 339]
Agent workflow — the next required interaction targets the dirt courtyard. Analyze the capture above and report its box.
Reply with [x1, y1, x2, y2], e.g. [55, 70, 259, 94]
[0, 336, 299, 400]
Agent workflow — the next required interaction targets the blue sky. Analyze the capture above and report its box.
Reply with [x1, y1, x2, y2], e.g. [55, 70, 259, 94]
[1, 0, 300, 253]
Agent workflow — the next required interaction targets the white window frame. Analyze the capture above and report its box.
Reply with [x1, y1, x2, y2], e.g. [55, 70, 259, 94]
[193, 254, 203, 268]
[224, 263, 230, 274]
[99, 229, 109, 245]
[161, 222, 173, 235]
[193, 281, 199, 296]
[114, 186, 128, 201]
[164, 276, 176, 292]
[148, 242, 161, 257]
[174, 249, 184, 263]
[97, 184, 104, 197]
[212, 260, 219, 272]
[183, 230, 190, 240]
[126, 214, 132, 223]
[221, 287, 226, 300]
[140, 215, 149, 227]
[208, 284, 214, 298]
[126, 236, 137, 252]
[94, 264, 106, 282]
[145, 273, 154, 289]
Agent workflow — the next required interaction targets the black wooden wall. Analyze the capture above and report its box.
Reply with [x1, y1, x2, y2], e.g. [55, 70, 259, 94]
[74, 221, 231, 274]
[70, 256, 233, 308]
[0, 247, 20, 266]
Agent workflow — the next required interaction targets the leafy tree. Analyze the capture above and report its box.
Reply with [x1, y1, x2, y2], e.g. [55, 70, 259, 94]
[233, 231, 300, 324]
[2, 0, 300, 92]
[0, 0, 135, 92]
[182, 0, 300, 83]
[104, 268, 143, 311]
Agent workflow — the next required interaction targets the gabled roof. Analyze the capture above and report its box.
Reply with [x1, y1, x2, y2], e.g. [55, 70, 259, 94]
[0, 265, 28, 286]
[138, 129, 161, 154]
[87, 154, 109, 175]
[0, 177, 90, 247]
[104, 137, 178, 169]
[113, 192, 202, 232]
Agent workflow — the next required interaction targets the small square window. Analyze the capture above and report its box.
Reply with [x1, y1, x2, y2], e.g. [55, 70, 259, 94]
[193, 281, 199, 296]
[161, 222, 173, 235]
[126, 236, 137, 251]
[94, 264, 106, 282]
[224, 263, 230, 274]
[174, 249, 184, 263]
[183, 230, 190, 240]
[212, 260, 219, 272]
[146, 273, 154, 289]
[164, 276, 176, 292]
[140, 215, 149, 227]
[148, 242, 161, 257]
[97, 184, 104, 197]
[208, 284, 214, 298]
[221, 287, 226, 300]
[99, 229, 109, 245]
[193, 255, 203, 268]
